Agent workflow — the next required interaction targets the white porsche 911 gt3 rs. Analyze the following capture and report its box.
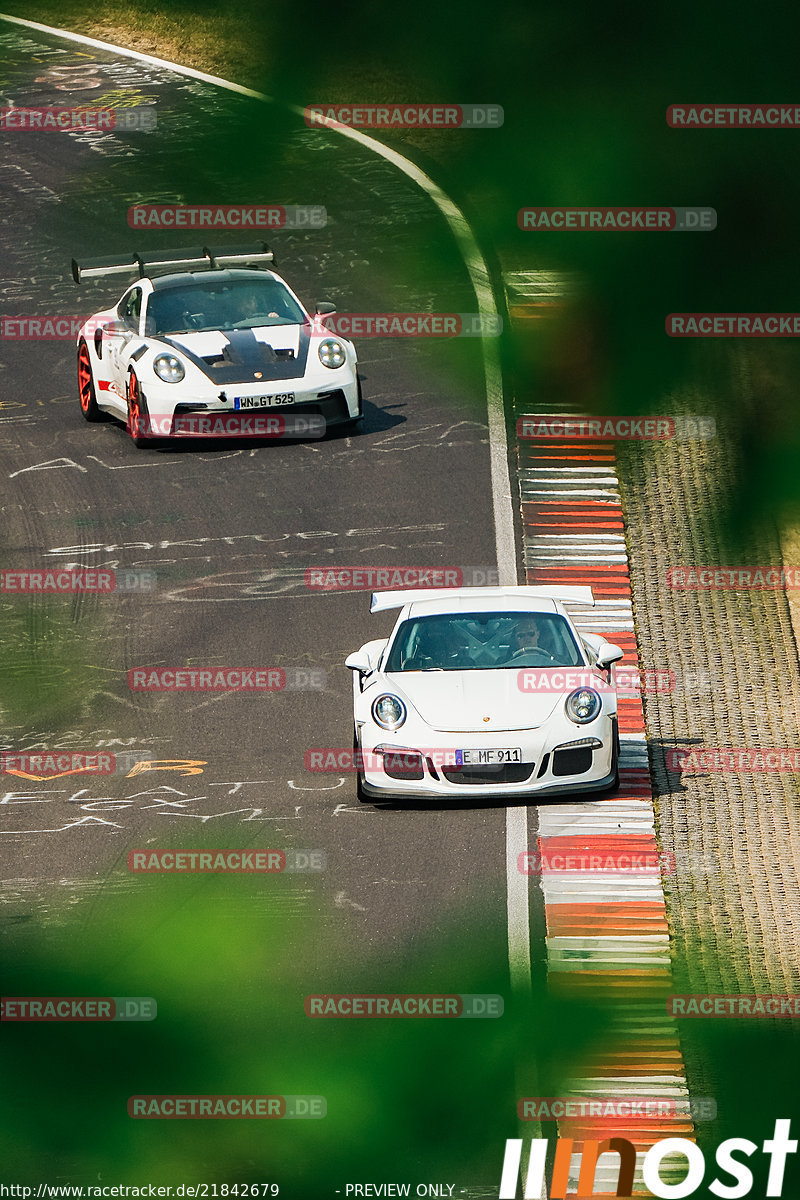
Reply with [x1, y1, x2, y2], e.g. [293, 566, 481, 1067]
[73, 243, 362, 446]
[345, 586, 625, 802]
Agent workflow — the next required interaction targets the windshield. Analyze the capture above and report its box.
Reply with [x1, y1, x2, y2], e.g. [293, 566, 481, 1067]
[145, 279, 306, 335]
[383, 612, 585, 672]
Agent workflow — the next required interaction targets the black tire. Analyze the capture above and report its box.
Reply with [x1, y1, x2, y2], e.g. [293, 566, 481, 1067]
[610, 717, 620, 790]
[126, 370, 150, 448]
[339, 376, 365, 435]
[353, 728, 370, 803]
[77, 340, 103, 422]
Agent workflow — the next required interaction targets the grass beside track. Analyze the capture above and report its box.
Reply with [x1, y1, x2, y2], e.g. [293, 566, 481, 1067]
[781, 520, 800, 655]
[3, 1, 276, 86]
[0, 1, 453, 161]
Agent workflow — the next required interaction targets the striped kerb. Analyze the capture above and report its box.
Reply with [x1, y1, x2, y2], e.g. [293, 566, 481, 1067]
[506, 272, 694, 1196]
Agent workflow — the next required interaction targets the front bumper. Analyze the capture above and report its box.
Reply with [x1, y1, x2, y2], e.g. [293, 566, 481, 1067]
[355, 723, 615, 800]
[137, 376, 360, 438]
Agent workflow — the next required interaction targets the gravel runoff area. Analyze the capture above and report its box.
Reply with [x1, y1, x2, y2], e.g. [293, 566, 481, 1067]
[617, 404, 800, 1100]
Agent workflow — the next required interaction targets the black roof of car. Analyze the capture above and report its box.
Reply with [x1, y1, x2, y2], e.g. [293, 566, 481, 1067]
[150, 268, 278, 292]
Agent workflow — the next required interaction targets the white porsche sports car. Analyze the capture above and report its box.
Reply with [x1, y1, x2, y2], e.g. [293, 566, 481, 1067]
[73, 244, 362, 445]
[345, 586, 624, 802]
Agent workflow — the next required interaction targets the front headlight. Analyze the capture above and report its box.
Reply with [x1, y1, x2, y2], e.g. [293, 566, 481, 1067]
[372, 694, 407, 730]
[153, 353, 185, 383]
[565, 687, 602, 723]
[318, 338, 346, 369]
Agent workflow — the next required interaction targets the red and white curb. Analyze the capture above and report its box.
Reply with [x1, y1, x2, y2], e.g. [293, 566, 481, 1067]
[506, 271, 694, 1193]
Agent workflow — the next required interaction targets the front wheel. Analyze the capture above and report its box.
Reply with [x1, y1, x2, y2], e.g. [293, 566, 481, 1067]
[77, 340, 103, 422]
[126, 370, 150, 448]
[339, 377, 365, 436]
[609, 717, 620, 790]
[354, 728, 369, 803]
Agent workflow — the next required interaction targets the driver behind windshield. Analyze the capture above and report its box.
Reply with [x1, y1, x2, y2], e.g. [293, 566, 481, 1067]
[384, 612, 583, 672]
[233, 285, 281, 325]
[147, 282, 302, 335]
[508, 618, 555, 660]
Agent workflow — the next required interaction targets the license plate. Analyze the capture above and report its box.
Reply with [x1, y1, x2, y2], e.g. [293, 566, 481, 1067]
[234, 393, 295, 409]
[456, 747, 522, 766]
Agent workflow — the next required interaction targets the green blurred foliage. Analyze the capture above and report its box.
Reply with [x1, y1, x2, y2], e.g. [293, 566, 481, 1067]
[0, 600, 112, 727]
[0, 886, 521, 1188]
[2, 890, 798, 1196]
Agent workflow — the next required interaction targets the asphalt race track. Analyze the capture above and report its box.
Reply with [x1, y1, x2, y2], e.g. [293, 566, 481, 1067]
[0, 30, 529, 905]
[0, 26, 535, 1193]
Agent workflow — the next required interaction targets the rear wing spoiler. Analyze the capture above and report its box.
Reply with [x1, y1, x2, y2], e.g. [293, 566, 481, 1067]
[71, 242, 275, 283]
[369, 585, 595, 614]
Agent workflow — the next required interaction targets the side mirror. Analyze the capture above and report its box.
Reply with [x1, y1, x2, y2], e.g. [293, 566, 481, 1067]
[103, 319, 131, 336]
[596, 643, 625, 670]
[345, 649, 373, 673]
[315, 302, 336, 316]
[582, 633, 605, 655]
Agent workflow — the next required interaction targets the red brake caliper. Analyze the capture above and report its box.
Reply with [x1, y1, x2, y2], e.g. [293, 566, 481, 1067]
[78, 346, 91, 410]
[128, 375, 140, 436]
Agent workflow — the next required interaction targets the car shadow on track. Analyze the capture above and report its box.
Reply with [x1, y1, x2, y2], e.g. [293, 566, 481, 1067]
[646, 736, 704, 797]
[357, 762, 637, 811]
[358, 793, 608, 813]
